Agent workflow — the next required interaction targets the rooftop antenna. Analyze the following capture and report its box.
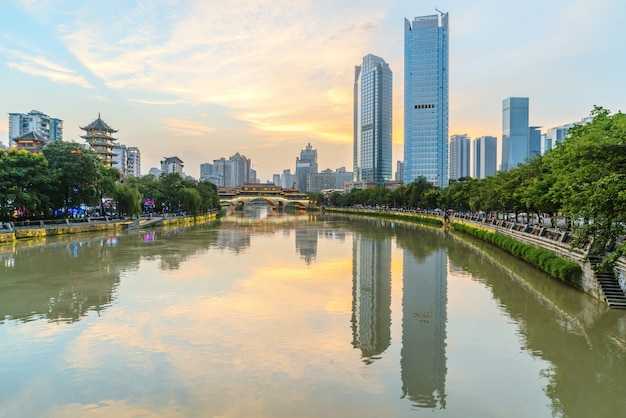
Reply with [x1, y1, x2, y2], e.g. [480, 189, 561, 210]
[435, 7, 445, 15]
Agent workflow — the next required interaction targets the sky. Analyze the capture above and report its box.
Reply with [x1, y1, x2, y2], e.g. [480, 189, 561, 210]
[0, 0, 625, 182]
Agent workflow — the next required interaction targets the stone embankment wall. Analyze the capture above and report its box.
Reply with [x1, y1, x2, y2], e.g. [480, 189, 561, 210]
[0, 212, 219, 245]
[451, 218, 601, 299]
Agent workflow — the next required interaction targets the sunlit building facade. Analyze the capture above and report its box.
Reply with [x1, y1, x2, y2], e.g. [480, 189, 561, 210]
[295, 143, 318, 192]
[404, 12, 449, 187]
[353, 54, 393, 186]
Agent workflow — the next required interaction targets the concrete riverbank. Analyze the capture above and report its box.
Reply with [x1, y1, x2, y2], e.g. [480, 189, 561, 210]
[0, 212, 219, 245]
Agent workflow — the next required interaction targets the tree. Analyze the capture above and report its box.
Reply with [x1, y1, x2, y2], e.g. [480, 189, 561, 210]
[0, 149, 53, 220]
[42, 141, 102, 214]
[115, 184, 142, 218]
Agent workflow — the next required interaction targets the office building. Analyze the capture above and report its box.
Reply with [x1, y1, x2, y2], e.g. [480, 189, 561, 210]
[472, 136, 497, 179]
[529, 126, 541, 159]
[8, 109, 63, 147]
[448, 134, 470, 181]
[404, 12, 449, 187]
[500, 97, 529, 171]
[295, 143, 318, 192]
[353, 54, 392, 186]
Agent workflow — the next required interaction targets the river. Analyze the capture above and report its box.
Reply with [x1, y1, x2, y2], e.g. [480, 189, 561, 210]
[1, 210, 625, 417]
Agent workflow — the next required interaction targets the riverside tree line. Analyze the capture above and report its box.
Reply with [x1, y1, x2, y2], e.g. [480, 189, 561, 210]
[315, 107, 626, 258]
[0, 141, 220, 221]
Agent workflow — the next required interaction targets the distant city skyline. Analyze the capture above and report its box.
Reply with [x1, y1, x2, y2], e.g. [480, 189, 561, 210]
[1, 1, 624, 182]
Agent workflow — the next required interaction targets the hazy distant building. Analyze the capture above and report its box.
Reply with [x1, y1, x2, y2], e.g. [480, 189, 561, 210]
[449, 134, 470, 181]
[8, 109, 63, 147]
[500, 97, 529, 172]
[310, 169, 337, 192]
[81, 114, 118, 167]
[147, 167, 161, 177]
[353, 54, 393, 186]
[395, 160, 404, 183]
[336, 167, 353, 189]
[209, 153, 253, 187]
[404, 12, 449, 187]
[472, 136, 497, 179]
[160, 156, 184, 175]
[547, 116, 594, 152]
[295, 143, 318, 192]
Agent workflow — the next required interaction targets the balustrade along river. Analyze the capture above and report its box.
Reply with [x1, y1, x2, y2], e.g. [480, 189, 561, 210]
[1, 209, 625, 418]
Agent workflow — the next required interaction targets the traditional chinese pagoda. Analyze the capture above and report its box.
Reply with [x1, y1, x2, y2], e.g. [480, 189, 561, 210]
[80, 114, 118, 167]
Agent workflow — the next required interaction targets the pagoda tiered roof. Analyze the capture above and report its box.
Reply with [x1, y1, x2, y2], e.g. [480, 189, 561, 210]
[80, 113, 118, 132]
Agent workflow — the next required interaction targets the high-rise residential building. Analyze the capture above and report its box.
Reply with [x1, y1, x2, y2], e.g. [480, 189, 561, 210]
[81, 114, 118, 167]
[448, 134, 470, 181]
[499, 97, 529, 172]
[8, 109, 63, 147]
[353, 54, 393, 186]
[127, 146, 141, 177]
[113, 144, 140, 177]
[295, 143, 318, 192]
[160, 156, 184, 175]
[472, 136, 497, 179]
[210, 153, 252, 187]
[404, 11, 449, 188]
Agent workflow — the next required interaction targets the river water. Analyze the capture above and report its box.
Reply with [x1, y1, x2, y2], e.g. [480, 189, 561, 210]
[1, 211, 625, 418]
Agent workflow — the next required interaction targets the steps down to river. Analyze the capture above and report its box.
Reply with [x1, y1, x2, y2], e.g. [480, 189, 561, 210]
[589, 256, 626, 309]
[596, 272, 626, 309]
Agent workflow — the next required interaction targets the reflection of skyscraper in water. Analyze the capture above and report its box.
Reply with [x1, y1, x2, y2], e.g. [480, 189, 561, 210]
[401, 248, 447, 408]
[351, 235, 391, 363]
[295, 227, 318, 264]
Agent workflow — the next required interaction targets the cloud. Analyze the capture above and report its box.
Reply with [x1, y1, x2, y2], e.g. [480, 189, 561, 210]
[2, 47, 94, 89]
[55, 1, 386, 142]
[160, 118, 216, 137]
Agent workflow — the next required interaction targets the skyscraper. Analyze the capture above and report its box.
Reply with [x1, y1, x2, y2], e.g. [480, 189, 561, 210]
[353, 54, 393, 187]
[295, 143, 318, 192]
[500, 97, 529, 171]
[404, 12, 449, 188]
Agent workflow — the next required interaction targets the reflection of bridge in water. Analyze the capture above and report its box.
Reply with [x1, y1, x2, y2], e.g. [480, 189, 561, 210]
[219, 183, 311, 210]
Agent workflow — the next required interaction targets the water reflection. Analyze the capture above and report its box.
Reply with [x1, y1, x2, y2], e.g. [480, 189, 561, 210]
[400, 231, 448, 409]
[350, 235, 391, 363]
[2, 214, 626, 417]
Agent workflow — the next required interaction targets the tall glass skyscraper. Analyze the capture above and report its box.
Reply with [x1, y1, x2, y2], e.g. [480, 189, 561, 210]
[500, 97, 529, 171]
[353, 54, 392, 186]
[404, 12, 449, 188]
